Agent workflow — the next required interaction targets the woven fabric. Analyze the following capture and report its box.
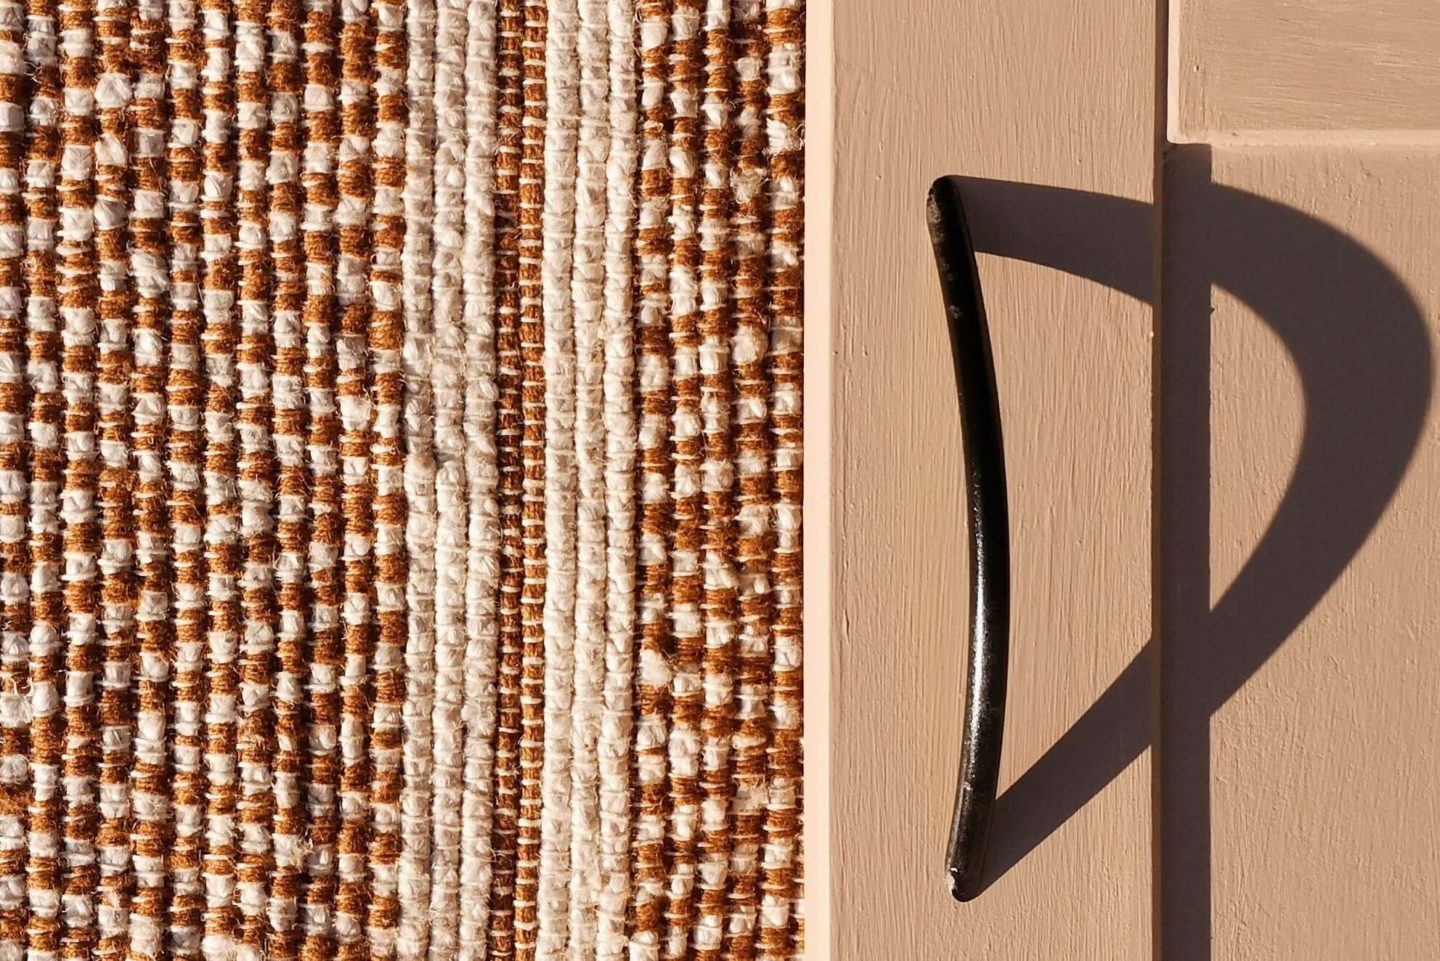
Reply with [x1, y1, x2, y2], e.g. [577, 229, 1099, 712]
[0, 0, 802, 960]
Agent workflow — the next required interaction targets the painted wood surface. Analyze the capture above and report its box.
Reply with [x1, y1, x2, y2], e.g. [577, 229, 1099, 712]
[1172, 0, 1440, 138]
[1162, 146, 1440, 960]
[829, 0, 1158, 956]
[826, 3, 1440, 958]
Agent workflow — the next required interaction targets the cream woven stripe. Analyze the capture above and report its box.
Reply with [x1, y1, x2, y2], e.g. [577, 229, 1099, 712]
[0, 1, 803, 959]
[593, 2, 636, 955]
[398, 0, 437, 953]
[536, 1, 578, 955]
[458, 1, 501, 958]
[429, 0, 469, 954]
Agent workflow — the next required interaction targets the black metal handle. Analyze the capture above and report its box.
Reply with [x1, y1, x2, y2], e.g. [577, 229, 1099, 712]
[926, 177, 1011, 903]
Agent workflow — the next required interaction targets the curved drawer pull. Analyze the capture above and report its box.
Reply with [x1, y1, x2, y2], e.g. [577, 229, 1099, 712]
[926, 177, 1011, 903]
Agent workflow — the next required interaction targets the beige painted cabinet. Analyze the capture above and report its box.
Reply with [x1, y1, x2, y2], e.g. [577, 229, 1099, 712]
[815, 1, 1440, 957]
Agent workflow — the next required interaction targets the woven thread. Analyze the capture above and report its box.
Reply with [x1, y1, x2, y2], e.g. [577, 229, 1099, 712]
[0, 1, 804, 958]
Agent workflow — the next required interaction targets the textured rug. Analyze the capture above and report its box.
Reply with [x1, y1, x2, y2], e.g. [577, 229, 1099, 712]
[0, 0, 803, 959]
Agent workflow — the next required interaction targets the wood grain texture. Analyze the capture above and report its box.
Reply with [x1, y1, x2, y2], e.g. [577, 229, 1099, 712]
[830, 0, 1156, 957]
[1172, 0, 1440, 139]
[1164, 146, 1440, 959]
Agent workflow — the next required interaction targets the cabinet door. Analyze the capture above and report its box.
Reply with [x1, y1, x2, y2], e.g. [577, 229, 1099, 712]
[823, 0, 1160, 957]
[820, 1, 1440, 959]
